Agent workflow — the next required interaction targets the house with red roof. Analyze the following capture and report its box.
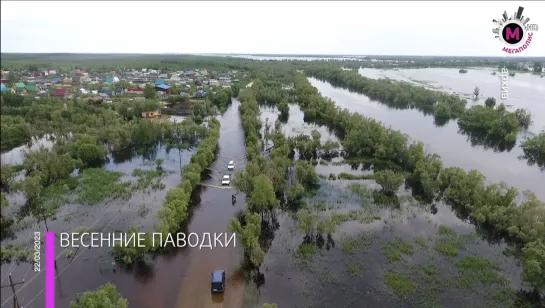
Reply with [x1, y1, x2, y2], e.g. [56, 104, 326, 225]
[127, 88, 144, 94]
[54, 88, 70, 99]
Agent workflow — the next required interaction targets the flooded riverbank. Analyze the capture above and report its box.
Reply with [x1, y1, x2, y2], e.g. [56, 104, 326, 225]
[308, 77, 545, 200]
[239, 98, 537, 308]
[358, 67, 545, 132]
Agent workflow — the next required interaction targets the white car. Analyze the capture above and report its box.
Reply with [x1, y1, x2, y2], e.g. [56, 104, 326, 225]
[221, 175, 231, 186]
[227, 161, 235, 170]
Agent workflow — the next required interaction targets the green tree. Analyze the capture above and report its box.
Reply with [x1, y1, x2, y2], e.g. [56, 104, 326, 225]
[249, 174, 279, 215]
[295, 160, 320, 188]
[287, 183, 305, 205]
[484, 97, 496, 108]
[473, 86, 480, 98]
[143, 84, 156, 100]
[111, 226, 152, 264]
[70, 282, 128, 308]
[521, 239, 545, 292]
[373, 170, 405, 195]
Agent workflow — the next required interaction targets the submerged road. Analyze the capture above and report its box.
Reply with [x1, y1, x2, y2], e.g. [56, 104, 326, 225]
[174, 99, 248, 308]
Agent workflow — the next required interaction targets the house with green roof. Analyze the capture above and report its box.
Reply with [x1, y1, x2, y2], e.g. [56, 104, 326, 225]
[25, 85, 38, 92]
[15, 82, 26, 92]
[154, 79, 165, 85]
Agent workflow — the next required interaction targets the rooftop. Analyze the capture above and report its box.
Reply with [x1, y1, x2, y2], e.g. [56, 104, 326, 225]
[211, 270, 224, 283]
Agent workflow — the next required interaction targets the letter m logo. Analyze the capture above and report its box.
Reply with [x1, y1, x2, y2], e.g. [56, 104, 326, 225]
[506, 27, 520, 40]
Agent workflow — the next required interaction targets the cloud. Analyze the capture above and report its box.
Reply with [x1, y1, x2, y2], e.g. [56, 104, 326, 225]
[1, 1, 544, 56]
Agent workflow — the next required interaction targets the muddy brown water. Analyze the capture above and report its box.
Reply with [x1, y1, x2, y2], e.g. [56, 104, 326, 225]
[239, 104, 529, 307]
[0, 102, 248, 308]
[1, 83, 541, 308]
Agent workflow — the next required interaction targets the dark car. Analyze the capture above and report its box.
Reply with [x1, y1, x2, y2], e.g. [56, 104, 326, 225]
[211, 270, 225, 292]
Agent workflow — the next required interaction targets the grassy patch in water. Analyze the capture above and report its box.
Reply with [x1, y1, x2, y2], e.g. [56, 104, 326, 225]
[329, 210, 381, 226]
[433, 225, 475, 257]
[382, 237, 415, 262]
[346, 260, 365, 276]
[337, 172, 374, 180]
[414, 236, 429, 249]
[0, 244, 34, 262]
[384, 272, 417, 298]
[454, 256, 505, 288]
[295, 243, 316, 259]
[131, 168, 167, 191]
[341, 234, 373, 255]
[40, 167, 167, 211]
[74, 168, 132, 204]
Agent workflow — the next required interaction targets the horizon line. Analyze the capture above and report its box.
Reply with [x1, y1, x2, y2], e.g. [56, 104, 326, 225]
[1, 52, 544, 58]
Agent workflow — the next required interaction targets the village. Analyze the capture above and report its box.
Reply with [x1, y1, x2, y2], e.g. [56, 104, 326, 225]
[0, 67, 245, 117]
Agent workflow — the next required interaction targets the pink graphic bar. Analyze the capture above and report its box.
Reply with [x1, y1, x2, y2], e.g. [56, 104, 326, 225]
[45, 232, 55, 308]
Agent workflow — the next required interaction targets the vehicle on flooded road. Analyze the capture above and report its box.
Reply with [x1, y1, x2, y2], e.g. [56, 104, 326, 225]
[211, 270, 226, 293]
[227, 160, 235, 170]
[221, 174, 231, 186]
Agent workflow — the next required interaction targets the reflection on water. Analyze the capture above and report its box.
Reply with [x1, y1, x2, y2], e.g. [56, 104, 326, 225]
[308, 77, 545, 200]
[359, 67, 545, 131]
[242, 97, 540, 308]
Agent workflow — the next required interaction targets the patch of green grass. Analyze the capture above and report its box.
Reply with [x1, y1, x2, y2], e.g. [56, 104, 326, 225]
[414, 236, 428, 248]
[337, 172, 374, 180]
[132, 168, 166, 191]
[75, 169, 132, 204]
[454, 256, 505, 288]
[329, 210, 381, 227]
[346, 261, 365, 276]
[39, 167, 167, 212]
[341, 235, 372, 255]
[433, 226, 474, 257]
[382, 237, 414, 262]
[295, 243, 316, 259]
[434, 239, 460, 256]
[384, 272, 417, 298]
[0, 245, 34, 263]
[438, 225, 456, 235]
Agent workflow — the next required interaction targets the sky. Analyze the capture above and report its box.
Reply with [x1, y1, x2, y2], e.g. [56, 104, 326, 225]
[1, 1, 545, 56]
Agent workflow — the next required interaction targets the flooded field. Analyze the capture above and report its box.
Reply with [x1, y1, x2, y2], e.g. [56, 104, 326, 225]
[308, 77, 545, 201]
[0, 107, 245, 308]
[238, 101, 536, 308]
[0, 140, 196, 307]
[1, 90, 541, 308]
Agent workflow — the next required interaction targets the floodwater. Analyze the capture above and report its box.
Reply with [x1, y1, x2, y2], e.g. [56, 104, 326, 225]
[308, 77, 545, 201]
[0, 142, 195, 308]
[172, 98, 249, 308]
[358, 67, 545, 132]
[0, 105, 247, 308]
[240, 103, 529, 308]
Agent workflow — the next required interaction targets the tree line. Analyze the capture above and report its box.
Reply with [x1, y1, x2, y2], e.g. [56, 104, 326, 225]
[303, 65, 538, 156]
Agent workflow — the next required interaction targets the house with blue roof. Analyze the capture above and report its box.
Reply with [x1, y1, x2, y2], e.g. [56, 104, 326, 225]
[195, 89, 206, 98]
[106, 76, 119, 84]
[154, 79, 165, 85]
[52, 77, 62, 84]
[155, 84, 170, 92]
[0, 84, 14, 93]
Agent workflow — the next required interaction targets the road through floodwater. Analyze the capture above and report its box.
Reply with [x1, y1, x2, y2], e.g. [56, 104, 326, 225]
[174, 98, 248, 308]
